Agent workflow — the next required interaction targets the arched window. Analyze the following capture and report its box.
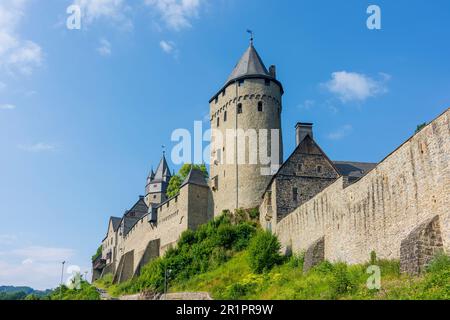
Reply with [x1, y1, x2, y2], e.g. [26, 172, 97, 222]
[258, 101, 263, 112]
[237, 103, 243, 114]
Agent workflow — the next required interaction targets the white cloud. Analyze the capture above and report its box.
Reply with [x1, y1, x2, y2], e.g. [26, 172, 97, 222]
[0, 0, 43, 76]
[0, 104, 16, 110]
[73, 0, 133, 30]
[96, 38, 112, 56]
[323, 71, 389, 103]
[145, 0, 205, 31]
[327, 125, 353, 140]
[160, 40, 175, 53]
[18, 143, 56, 152]
[0, 245, 82, 290]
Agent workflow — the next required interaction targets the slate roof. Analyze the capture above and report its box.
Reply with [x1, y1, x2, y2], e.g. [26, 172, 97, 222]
[122, 216, 141, 236]
[151, 154, 171, 183]
[210, 43, 283, 102]
[226, 43, 272, 83]
[124, 196, 148, 219]
[333, 161, 377, 179]
[181, 167, 208, 188]
[263, 135, 340, 195]
[110, 217, 122, 232]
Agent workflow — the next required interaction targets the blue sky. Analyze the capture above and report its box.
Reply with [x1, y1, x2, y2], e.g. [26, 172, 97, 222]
[0, 0, 449, 289]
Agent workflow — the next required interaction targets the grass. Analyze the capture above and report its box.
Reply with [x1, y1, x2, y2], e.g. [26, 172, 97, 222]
[94, 213, 450, 300]
[170, 252, 449, 300]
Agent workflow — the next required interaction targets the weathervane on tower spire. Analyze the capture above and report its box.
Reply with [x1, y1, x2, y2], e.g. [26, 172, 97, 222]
[247, 29, 254, 45]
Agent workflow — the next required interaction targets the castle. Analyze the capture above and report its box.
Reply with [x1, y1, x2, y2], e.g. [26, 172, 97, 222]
[92, 41, 449, 282]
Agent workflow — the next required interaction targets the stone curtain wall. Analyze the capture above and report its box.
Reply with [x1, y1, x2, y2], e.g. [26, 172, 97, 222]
[276, 109, 450, 265]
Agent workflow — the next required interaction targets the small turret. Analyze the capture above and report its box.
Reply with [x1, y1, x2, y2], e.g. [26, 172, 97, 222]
[145, 154, 172, 206]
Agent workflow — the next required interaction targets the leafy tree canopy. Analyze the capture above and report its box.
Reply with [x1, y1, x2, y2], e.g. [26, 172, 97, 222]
[167, 164, 209, 198]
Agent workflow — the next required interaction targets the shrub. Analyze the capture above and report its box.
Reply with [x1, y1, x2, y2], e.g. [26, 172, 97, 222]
[329, 263, 356, 298]
[233, 223, 257, 251]
[225, 283, 251, 300]
[287, 252, 305, 269]
[426, 252, 450, 274]
[370, 251, 377, 265]
[248, 231, 282, 274]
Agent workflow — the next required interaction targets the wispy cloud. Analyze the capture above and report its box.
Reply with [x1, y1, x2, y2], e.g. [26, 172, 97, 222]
[298, 99, 315, 110]
[322, 71, 390, 103]
[327, 124, 353, 140]
[0, 245, 79, 290]
[0, 104, 16, 110]
[159, 40, 180, 58]
[12, 246, 75, 262]
[0, 234, 17, 245]
[18, 143, 56, 152]
[96, 38, 112, 56]
[0, 0, 43, 76]
[73, 0, 133, 30]
[145, 0, 205, 31]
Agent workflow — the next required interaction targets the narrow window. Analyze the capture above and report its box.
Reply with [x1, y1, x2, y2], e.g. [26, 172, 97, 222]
[222, 89, 226, 97]
[258, 101, 263, 112]
[217, 117, 220, 127]
[237, 103, 243, 114]
[215, 97, 218, 104]
[298, 163, 303, 172]
[224, 111, 227, 122]
[317, 165, 322, 173]
[267, 191, 272, 206]
[293, 188, 298, 201]
[239, 79, 245, 87]
[265, 79, 270, 86]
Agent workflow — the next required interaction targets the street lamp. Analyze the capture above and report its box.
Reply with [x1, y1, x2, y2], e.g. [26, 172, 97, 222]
[60, 261, 66, 299]
[164, 268, 172, 298]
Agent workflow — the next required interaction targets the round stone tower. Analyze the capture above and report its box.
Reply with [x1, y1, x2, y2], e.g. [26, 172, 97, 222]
[209, 40, 284, 216]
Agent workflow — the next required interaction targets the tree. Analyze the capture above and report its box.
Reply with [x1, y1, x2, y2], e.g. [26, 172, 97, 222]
[248, 231, 283, 274]
[415, 122, 427, 134]
[166, 164, 209, 198]
[92, 245, 102, 262]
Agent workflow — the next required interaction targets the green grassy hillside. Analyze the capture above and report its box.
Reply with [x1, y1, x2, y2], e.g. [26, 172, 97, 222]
[96, 212, 450, 300]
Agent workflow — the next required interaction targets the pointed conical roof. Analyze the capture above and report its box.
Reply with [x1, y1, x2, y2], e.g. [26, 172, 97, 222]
[210, 42, 283, 103]
[226, 43, 272, 83]
[152, 154, 171, 182]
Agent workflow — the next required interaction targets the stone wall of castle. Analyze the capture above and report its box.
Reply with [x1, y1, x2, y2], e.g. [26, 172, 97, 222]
[209, 78, 283, 216]
[274, 109, 450, 264]
[112, 182, 210, 281]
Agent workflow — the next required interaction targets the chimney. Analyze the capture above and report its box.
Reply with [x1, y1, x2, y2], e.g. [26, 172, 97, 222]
[269, 65, 276, 78]
[296, 123, 313, 146]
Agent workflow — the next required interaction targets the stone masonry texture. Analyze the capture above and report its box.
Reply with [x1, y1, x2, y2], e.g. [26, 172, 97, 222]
[303, 236, 325, 273]
[274, 109, 450, 265]
[400, 215, 444, 275]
